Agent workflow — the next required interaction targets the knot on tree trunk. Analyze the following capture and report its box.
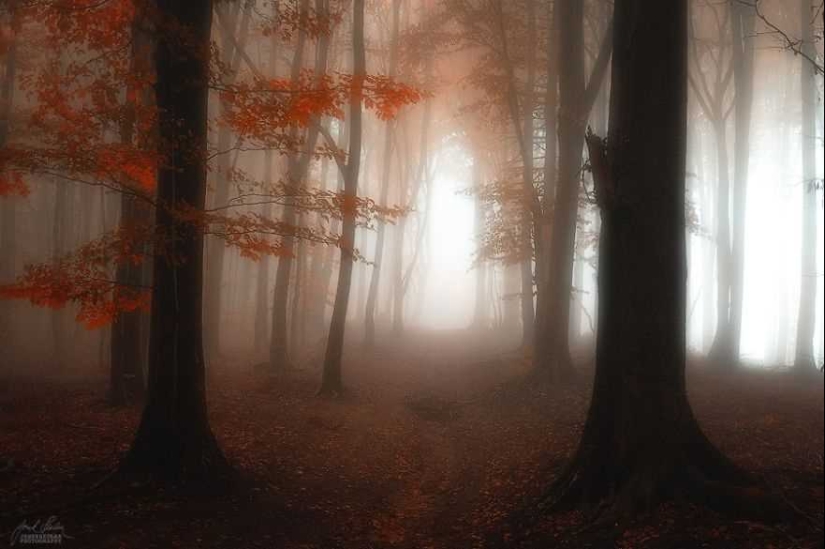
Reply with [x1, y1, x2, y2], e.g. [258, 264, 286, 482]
[585, 126, 614, 212]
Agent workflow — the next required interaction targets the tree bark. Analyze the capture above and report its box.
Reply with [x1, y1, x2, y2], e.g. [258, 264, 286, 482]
[204, 2, 252, 359]
[708, 116, 732, 361]
[320, 0, 366, 396]
[726, 1, 755, 365]
[270, 0, 330, 371]
[794, 0, 818, 371]
[0, 16, 17, 350]
[110, 17, 151, 406]
[552, 0, 751, 517]
[121, 0, 229, 482]
[364, 0, 401, 347]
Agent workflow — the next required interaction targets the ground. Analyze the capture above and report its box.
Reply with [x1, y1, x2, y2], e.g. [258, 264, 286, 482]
[1, 330, 823, 548]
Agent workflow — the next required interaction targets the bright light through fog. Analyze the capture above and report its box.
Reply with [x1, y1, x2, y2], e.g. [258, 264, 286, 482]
[416, 146, 477, 330]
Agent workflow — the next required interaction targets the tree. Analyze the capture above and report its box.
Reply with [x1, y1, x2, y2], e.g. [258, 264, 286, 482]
[119, 0, 230, 480]
[689, 1, 736, 365]
[551, 0, 752, 515]
[534, 0, 612, 380]
[319, 0, 366, 397]
[364, 0, 401, 347]
[0, 2, 18, 351]
[110, 10, 152, 406]
[794, 0, 819, 371]
[712, 0, 755, 366]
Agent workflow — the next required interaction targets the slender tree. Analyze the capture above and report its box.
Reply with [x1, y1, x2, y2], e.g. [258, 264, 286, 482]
[364, 0, 401, 347]
[319, 0, 366, 396]
[794, 0, 819, 371]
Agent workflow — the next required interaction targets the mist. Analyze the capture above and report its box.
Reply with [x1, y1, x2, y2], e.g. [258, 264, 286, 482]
[1, 0, 823, 547]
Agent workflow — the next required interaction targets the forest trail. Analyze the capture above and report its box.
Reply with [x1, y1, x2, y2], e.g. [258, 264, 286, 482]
[1, 331, 822, 549]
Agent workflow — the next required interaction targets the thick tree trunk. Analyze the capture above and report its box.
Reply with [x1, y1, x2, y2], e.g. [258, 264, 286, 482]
[121, 0, 229, 482]
[794, 0, 818, 371]
[320, 0, 366, 396]
[552, 0, 750, 517]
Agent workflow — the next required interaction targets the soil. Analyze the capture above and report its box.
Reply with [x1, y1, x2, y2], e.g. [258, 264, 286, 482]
[1, 330, 822, 548]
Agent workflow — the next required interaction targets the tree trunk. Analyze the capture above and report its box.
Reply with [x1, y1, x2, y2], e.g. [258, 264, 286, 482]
[121, 0, 229, 482]
[537, 0, 586, 379]
[110, 18, 151, 406]
[204, 2, 252, 359]
[552, 0, 751, 517]
[364, 0, 401, 347]
[0, 20, 17, 350]
[472, 158, 488, 328]
[254, 153, 274, 353]
[269, 0, 318, 373]
[709, 116, 732, 362]
[794, 0, 818, 371]
[726, 1, 755, 365]
[320, 0, 366, 396]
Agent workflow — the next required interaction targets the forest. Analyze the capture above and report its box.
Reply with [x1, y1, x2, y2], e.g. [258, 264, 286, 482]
[0, 0, 823, 547]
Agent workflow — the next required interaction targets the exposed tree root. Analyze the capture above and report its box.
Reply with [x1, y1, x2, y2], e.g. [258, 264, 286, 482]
[114, 424, 233, 489]
[542, 425, 788, 526]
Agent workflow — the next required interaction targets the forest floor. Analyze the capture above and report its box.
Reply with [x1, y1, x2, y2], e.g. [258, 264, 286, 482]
[1, 330, 823, 549]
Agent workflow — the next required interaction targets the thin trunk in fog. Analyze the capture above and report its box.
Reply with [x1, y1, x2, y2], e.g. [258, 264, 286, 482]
[110, 17, 152, 406]
[364, 0, 401, 347]
[556, 0, 753, 514]
[320, 0, 366, 396]
[205, 1, 253, 359]
[472, 157, 488, 328]
[534, 0, 558, 353]
[270, 0, 330, 372]
[724, 1, 755, 366]
[795, 0, 818, 371]
[399, 58, 434, 321]
[517, 0, 537, 348]
[391, 126, 410, 336]
[121, 0, 229, 481]
[318, 119, 350, 325]
[535, 1, 612, 379]
[254, 152, 274, 352]
[0, 18, 17, 350]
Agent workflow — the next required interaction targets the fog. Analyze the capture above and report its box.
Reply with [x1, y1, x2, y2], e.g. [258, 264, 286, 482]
[0, 0, 824, 546]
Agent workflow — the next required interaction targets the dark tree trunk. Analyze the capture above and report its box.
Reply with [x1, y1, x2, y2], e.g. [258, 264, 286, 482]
[320, 0, 366, 396]
[794, 0, 818, 371]
[120, 0, 229, 481]
[552, 0, 750, 516]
